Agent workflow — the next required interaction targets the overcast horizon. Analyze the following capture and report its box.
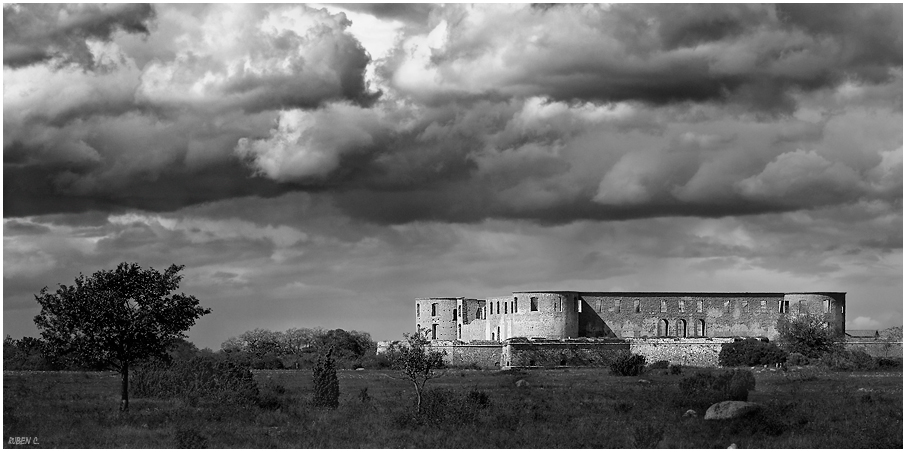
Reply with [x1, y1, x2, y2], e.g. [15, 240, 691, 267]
[3, 3, 902, 350]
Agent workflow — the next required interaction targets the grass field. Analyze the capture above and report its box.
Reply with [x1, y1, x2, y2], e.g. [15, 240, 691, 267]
[3, 367, 902, 448]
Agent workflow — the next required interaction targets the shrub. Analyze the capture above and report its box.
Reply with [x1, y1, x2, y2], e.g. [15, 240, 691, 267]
[668, 364, 683, 375]
[647, 360, 670, 370]
[610, 351, 646, 376]
[776, 314, 839, 358]
[875, 357, 903, 370]
[312, 348, 340, 409]
[820, 349, 876, 371]
[133, 356, 259, 406]
[786, 352, 809, 366]
[174, 426, 208, 449]
[675, 369, 756, 409]
[719, 338, 788, 367]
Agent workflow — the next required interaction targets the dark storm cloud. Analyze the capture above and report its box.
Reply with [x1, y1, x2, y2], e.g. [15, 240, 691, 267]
[3, 4, 155, 69]
[384, 4, 901, 111]
[3, 4, 902, 228]
[3, 4, 378, 218]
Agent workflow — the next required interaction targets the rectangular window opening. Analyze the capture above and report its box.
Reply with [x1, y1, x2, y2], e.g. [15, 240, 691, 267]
[530, 296, 538, 311]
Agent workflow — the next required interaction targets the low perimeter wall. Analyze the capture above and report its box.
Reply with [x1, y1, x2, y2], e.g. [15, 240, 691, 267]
[628, 338, 734, 367]
[381, 337, 746, 369]
[844, 341, 903, 358]
[504, 340, 629, 367]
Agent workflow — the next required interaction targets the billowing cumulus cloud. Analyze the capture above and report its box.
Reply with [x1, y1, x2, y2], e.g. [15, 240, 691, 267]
[3, 3, 155, 69]
[3, 4, 902, 346]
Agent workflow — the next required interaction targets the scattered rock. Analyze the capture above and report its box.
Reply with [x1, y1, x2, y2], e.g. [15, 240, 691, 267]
[355, 367, 365, 371]
[857, 387, 871, 392]
[683, 409, 697, 417]
[638, 379, 651, 385]
[704, 401, 762, 420]
[727, 443, 738, 449]
[515, 379, 530, 388]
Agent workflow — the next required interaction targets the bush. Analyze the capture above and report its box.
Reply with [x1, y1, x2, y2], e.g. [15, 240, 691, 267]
[776, 314, 839, 358]
[719, 338, 788, 367]
[647, 360, 670, 370]
[610, 351, 646, 376]
[312, 348, 340, 409]
[675, 369, 756, 409]
[786, 352, 809, 366]
[133, 356, 259, 406]
[668, 364, 683, 375]
[875, 357, 903, 370]
[820, 349, 876, 371]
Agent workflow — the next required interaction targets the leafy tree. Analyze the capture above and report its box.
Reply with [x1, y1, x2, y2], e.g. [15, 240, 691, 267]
[776, 313, 840, 358]
[34, 263, 211, 411]
[391, 329, 446, 414]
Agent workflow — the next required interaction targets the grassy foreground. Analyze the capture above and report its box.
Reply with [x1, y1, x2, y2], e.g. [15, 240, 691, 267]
[3, 367, 902, 448]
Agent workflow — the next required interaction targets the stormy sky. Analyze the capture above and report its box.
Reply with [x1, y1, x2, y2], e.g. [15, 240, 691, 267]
[3, 3, 902, 349]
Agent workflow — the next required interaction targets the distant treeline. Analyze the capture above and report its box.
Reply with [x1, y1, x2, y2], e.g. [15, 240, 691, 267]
[4, 327, 386, 371]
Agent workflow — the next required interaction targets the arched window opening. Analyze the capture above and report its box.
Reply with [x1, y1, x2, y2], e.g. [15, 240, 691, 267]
[530, 297, 538, 311]
[504, 302, 508, 314]
[416, 303, 420, 316]
[658, 319, 669, 337]
[513, 297, 518, 313]
[432, 303, 438, 316]
[497, 301, 501, 314]
[497, 326, 501, 341]
[696, 319, 706, 337]
[677, 319, 687, 337]
[453, 308, 457, 321]
[458, 325, 462, 339]
[476, 308, 482, 320]
[431, 324, 438, 340]
[634, 299, 641, 313]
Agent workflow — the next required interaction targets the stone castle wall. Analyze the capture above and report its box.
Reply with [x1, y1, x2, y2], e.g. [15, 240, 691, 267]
[627, 337, 734, 367]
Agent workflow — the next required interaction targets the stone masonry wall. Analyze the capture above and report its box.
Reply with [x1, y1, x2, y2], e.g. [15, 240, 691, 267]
[503, 340, 629, 367]
[844, 341, 904, 358]
[425, 342, 502, 368]
[628, 338, 734, 367]
[579, 293, 786, 339]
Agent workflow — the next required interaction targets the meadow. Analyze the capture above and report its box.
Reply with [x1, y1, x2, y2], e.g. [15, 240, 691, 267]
[3, 366, 902, 448]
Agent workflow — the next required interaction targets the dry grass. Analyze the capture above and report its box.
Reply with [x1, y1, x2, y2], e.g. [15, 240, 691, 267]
[3, 367, 902, 448]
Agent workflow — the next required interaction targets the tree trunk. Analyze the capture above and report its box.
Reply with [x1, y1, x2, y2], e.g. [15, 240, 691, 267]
[413, 381, 422, 414]
[120, 362, 129, 412]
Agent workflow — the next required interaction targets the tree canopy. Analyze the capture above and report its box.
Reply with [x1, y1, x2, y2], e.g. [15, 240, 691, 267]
[34, 262, 210, 410]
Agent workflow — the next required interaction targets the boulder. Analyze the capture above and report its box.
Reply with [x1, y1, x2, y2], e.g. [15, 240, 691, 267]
[704, 401, 762, 420]
[515, 379, 530, 388]
[638, 379, 651, 385]
[355, 367, 365, 371]
[682, 409, 697, 418]
[727, 443, 737, 449]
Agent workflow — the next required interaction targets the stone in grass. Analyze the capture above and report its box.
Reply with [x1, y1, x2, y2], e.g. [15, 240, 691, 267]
[638, 379, 651, 385]
[355, 368, 365, 371]
[704, 401, 762, 420]
[682, 409, 697, 417]
[727, 443, 738, 449]
[515, 379, 530, 388]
